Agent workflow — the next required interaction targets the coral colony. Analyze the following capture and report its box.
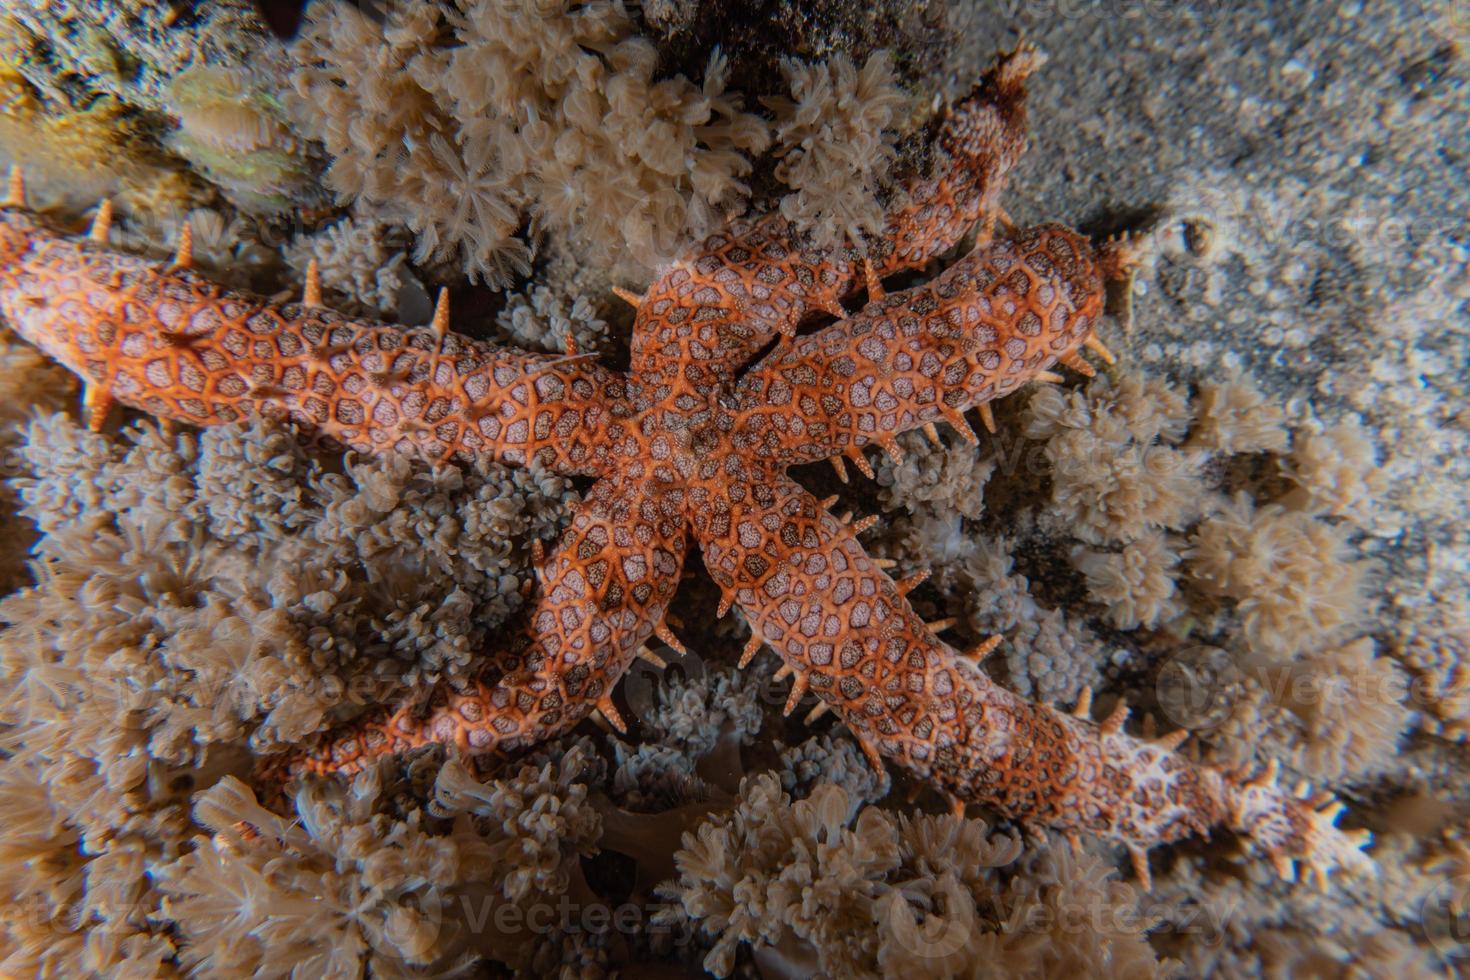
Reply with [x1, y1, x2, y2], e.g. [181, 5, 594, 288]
[1, 44, 1373, 897]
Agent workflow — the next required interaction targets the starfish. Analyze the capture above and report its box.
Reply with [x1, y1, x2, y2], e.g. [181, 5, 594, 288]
[0, 48, 1372, 888]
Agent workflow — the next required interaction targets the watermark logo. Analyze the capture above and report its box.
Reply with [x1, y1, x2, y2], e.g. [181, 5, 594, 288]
[622, 644, 707, 721]
[1422, 873, 1470, 960]
[1155, 645, 1238, 731]
[881, 885, 975, 963]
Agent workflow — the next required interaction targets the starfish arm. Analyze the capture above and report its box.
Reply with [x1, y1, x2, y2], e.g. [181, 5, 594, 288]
[0, 210, 622, 477]
[625, 45, 1042, 397]
[690, 472, 1374, 885]
[260, 473, 687, 783]
[874, 41, 1042, 271]
[729, 224, 1107, 468]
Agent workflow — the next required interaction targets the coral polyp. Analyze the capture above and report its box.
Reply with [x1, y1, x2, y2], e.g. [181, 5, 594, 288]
[0, 44, 1373, 899]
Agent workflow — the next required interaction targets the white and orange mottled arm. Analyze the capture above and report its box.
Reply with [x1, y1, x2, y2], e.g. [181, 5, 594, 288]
[625, 45, 1042, 398]
[689, 470, 1373, 887]
[0, 203, 625, 477]
[728, 224, 1122, 474]
[261, 472, 687, 782]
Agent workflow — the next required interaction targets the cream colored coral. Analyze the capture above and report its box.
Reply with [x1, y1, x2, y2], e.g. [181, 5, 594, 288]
[431, 751, 601, 904]
[291, 0, 769, 283]
[130, 207, 277, 292]
[1025, 373, 1193, 447]
[1186, 493, 1369, 661]
[640, 664, 766, 756]
[495, 283, 610, 357]
[1398, 597, 1470, 742]
[602, 666, 763, 809]
[656, 773, 1165, 979]
[156, 772, 464, 976]
[1282, 416, 1389, 523]
[1187, 372, 1290, 455]
[876, 431, 995, 519]
[780, 734, 891, 809]
[766, 51, 910, 248]
[949, 846, 1161, 980]
[1071, 530, 1183, 630]
[1054, 431, 1200, 543]
[282, 214, 421, 320]
[0, 761, 167, 977]
[1024, 373, 1206, 545]
[0, 330, 72, 427]
[656, 775, 952, 977]
[1197, 637, 1406, 786]
[610, 663, 766, 808]
[1258, 637, 1409, 781]
[153, 748, 603, 977]
[0, 404, 576, 980]
[0, 331, 72, 586]
[1251, 927, 1441, 979]
[8, 412, 569, 740]
[1178, 652, 1297, 772]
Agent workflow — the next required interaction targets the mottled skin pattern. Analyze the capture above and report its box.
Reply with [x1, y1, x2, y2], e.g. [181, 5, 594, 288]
[0, 224, 628, 474]
[729, 227, 1104, 466]
[0, 49, 1372, 887]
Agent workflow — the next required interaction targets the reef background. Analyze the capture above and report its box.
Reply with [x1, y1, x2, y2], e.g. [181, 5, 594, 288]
[0, 0, 1465, 977]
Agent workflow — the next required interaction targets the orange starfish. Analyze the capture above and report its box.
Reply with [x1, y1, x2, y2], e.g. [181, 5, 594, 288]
[0, 48, 1371, 887]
